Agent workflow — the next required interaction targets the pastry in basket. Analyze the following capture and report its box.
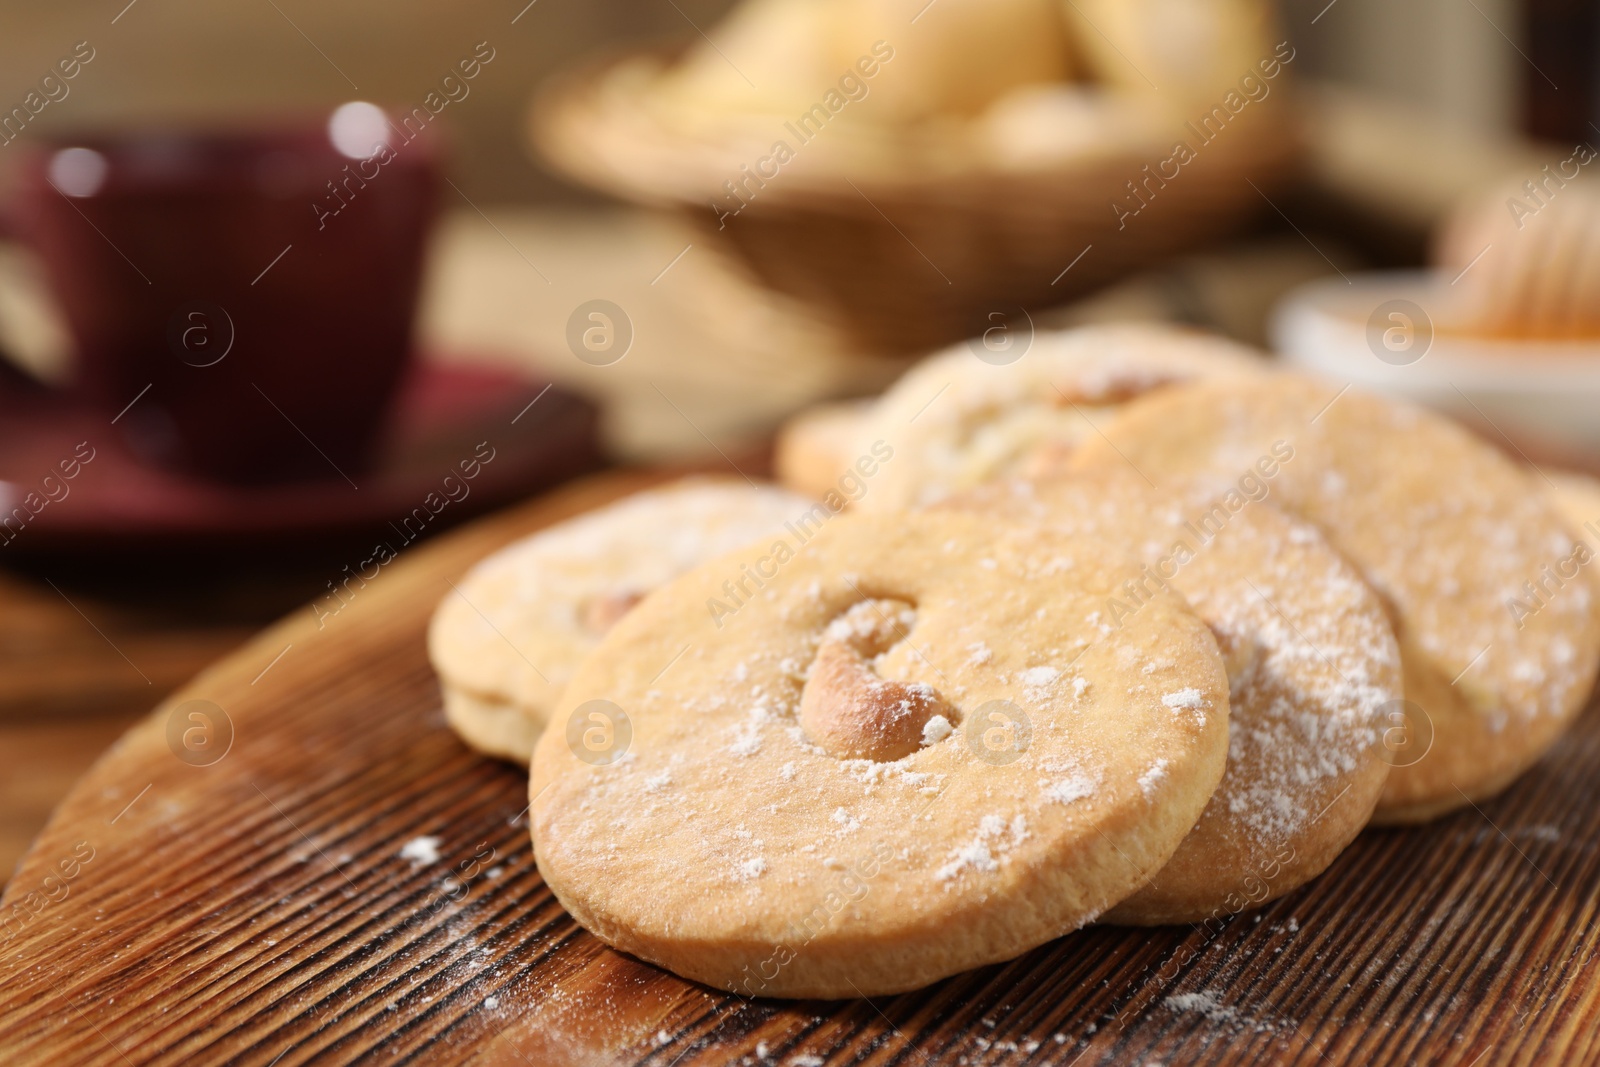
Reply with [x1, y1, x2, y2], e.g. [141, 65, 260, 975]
[843, 0, 1073, 120]
[657, 0, 1072, 126]
[1071, 375, 1600, 823]
[533, 0, 1300, 355]
[939, 472, 1400, 924]
[649, 0, 845, 123]
[1064, 0, 1282, 103]
[838, 323, 1267, 511]
[530, 511, 1230, 997]
[428, 478, 811, 762]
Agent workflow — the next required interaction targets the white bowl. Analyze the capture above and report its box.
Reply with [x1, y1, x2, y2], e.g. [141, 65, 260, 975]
[1272, 271, 1600, 456]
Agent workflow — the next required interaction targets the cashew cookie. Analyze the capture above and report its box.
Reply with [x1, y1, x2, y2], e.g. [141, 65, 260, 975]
[850, 323, 1268, 512]
[941, 472, 1400, 923]
[1071, 375, 1600, 822]
[428, 479, 812, 762]
[775, 398, 875, 500]
[530, 511, 1230, 996]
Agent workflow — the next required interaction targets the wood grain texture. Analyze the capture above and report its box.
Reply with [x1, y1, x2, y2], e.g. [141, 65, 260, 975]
[4, 467, 1600, 1066]
[0, 551, 323, 884]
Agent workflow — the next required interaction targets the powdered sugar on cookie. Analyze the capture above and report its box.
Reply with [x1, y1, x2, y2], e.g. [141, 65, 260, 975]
[936, 814, 1030, 884]
[529, 509, 1231, 995]
[939, 471, 1402, 924]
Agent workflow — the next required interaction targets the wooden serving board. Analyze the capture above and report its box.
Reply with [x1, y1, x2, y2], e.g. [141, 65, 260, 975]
[5, 468, 1600, 1066]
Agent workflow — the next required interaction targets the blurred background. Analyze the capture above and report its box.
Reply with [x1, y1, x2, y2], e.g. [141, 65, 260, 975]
[1, 0, 1597, 882]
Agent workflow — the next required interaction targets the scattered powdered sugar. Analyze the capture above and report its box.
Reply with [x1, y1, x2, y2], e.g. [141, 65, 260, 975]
[1165, 990, 1237, 1023]
[967, 642, 993, 666]
[1172, 540, 1409, 849]
[1160, 686, 1209, 725]
[398, 836, 442, 865]
[779, 761, 797, 781]
[1138, 759, 1169, 797]
[1021, 666, 1061, 688]
[921, 714, 953, 746]
[729, 823, 768, 882]
[936, 844, 997, 882]
[836, 758, 943, 794]
[825, 614, 869, 643]
[643, 771, 673, 792]
[727, 705, 770, 756]
[935, 814, 1029, 883]
[1046, 773, 1098, 805]
[1162, 688, 1204, 710]
[831, 808, 860, 834]
[484, 995, 500, 1010]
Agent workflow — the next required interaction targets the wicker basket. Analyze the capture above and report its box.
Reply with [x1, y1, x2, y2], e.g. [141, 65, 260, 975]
[532, 48, 1305, 355]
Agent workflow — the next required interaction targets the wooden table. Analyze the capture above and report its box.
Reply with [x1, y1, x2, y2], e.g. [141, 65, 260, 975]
[0, 562, 270, 883]
[5, 467, 1600, 1066]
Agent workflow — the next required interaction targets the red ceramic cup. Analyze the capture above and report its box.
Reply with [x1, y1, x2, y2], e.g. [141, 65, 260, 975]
[9, 104, 440, 484]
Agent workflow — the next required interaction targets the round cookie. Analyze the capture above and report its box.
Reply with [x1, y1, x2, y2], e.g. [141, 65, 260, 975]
[440, 687, 540, 764]
[775, 398, 874, 500]
[1071, 375, 1600, 823]
[940, 473, 1400, 924]
[530, 511, 1231, 997]
[1545, 471, 1600, 707]
[852, 323, 1268, 512]
[428, 479, 813, 762]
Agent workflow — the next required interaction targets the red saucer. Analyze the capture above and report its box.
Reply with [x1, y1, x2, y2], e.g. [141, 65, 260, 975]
[0, 357, 602, 557]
